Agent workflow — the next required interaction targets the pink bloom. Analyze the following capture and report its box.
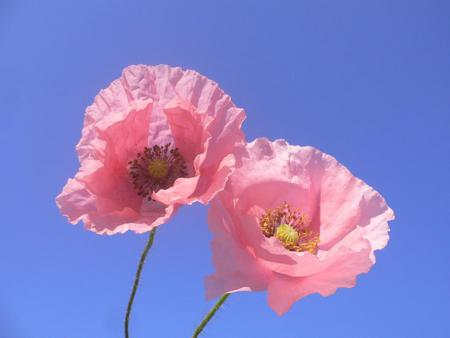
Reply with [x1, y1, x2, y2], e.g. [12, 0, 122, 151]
[56, 64, 246, 235]
[205, 138, 394, 315]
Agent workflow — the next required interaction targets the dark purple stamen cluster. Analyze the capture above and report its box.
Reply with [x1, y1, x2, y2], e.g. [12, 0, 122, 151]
[128, 143, 188, 200]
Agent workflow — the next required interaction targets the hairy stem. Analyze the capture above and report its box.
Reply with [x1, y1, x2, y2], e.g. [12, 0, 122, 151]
[124, 228, 157, 338]
[192, 294, 230, 338]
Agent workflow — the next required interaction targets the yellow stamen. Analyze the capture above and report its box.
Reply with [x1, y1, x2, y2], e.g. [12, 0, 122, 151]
[296, 229, 320, 254]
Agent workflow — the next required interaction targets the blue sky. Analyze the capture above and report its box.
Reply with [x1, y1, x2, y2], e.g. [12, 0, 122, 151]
[1, 0, 449, 337]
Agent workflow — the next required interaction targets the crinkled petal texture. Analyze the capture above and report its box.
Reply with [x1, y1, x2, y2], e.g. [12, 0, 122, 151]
[205, 138, 394, 315]
[56, 64, 246, 234]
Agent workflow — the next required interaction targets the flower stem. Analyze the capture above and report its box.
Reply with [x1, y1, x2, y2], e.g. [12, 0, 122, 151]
[192, 294, 230, 338]
[124, 228, 157, 338]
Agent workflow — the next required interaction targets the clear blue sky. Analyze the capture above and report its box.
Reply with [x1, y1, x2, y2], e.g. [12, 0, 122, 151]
[1, 1, 449, 337]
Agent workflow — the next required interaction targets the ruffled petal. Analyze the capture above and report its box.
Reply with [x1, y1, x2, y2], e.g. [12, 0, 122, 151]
[158, 89, 246, 205]
[267, 237, 373, 315]
[205, 191, 271, 299]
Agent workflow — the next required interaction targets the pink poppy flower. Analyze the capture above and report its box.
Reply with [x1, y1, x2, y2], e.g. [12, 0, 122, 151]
[205, 138, 394, 315]
[56, 64, 246, 234]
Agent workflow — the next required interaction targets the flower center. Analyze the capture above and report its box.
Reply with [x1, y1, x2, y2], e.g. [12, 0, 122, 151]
[275, 224, 299, 246]
[128, 143, 187, 200]
[148, 159, 169, 179]
[259, 202, 320, 254]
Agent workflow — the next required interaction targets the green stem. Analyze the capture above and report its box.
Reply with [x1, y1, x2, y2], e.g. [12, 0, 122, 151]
[124, 228, 157, 338]
[192, 294, 230, 338]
